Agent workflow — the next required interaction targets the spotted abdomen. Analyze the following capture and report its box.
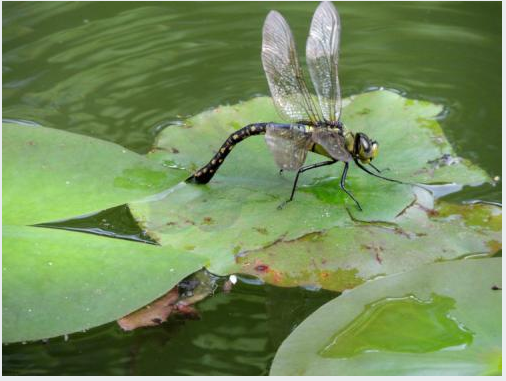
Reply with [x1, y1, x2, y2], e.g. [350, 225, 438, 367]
[186, 123, 268, 184]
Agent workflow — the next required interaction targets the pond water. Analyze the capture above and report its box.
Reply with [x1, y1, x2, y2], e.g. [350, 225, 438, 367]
[2, 1, 501, 375]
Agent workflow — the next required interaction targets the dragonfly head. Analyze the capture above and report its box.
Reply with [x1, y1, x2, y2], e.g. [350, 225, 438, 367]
[354, 133, 378, 164]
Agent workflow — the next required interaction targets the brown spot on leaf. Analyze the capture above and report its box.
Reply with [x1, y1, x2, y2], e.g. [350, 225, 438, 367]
[487, 240, 502, 253]
[418, 203, 439, 217]
[427, 209, 439, 217]
[394, 227, 411, 238]
[272, 270, 283, 284]
[253, 227, 268, 235]
[255, 264, 269, 272]
[357, 107, 371, 115]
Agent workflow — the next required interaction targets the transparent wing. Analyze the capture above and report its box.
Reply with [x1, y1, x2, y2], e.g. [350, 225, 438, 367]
[306, 1, 342, 122]
[265, 124, 313, 170]
[262, 11, 322, 123]
[312, 128, 351, 162]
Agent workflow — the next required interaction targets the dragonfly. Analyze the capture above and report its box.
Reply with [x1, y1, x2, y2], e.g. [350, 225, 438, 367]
[187, 1, 403, 210]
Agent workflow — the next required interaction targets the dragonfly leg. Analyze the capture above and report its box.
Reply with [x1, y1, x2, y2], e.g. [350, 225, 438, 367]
[355, 159, 432, 194]
[278, 160, 336, 209]
[354, 158, 405, 185]
[340, 162, 362, 211]
[369, 162, 390, 173]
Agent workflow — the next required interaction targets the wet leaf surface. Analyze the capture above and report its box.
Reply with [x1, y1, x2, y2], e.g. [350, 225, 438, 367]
[270, 258, 502, 376]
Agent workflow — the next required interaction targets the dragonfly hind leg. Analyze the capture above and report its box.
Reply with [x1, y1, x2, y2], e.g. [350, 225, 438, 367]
[340, 162, 363, 211]
[278, 160, 337, 209]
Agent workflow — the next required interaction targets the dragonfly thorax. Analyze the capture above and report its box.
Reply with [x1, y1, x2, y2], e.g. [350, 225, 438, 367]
[297, 120, 343, 129]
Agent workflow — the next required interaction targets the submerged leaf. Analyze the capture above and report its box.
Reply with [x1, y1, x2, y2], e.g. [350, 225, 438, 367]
[270, 258, 502, 376]
[117, 287, 181, 331]
[117, 270, 216, 330]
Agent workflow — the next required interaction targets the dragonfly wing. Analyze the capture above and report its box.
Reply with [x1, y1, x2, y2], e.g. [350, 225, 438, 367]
[262, 10, 322, 123]
[312, 128, 351, 162]
[306, 1, 342, 122]
[265, 124, 312, 170]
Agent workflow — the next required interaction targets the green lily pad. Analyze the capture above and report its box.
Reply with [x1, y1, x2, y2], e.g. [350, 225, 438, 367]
[270, 258, 502, 376]
[129, 91, 492, 275]
[2, 225, 207, 343]
[3, 123, 187, 225]
[232, 190, 501, 291]
[150, 91, 488, 186]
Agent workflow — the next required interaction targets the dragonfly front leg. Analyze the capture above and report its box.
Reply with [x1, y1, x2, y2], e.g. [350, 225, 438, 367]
[369, 162, 390, 173]
[278, 160, 337, 209]
[340, 162, 362, 211]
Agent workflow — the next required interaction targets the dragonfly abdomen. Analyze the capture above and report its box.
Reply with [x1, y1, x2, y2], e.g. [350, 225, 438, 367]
[186, 123, 268, 184]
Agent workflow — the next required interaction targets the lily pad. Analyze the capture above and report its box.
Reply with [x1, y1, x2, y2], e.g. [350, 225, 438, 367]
[270, 258, 502, 376]
[150, 91, 488, 186]
[129, 91, 492, 275]
[231, 189, 501, 291]
[3, 123, 187, 226]
[2, 225, 207, 343]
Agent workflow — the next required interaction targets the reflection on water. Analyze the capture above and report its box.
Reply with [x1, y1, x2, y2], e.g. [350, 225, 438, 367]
[3, 282, 337, 376]
[3, 2, 501, 186]
[2, 1, 501, 375]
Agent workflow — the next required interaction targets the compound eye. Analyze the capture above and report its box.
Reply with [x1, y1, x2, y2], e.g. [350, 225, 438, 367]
[360, 136, 370, 152]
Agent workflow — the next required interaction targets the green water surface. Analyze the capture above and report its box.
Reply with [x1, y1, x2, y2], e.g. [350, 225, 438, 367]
[2, 1, 501, 375]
